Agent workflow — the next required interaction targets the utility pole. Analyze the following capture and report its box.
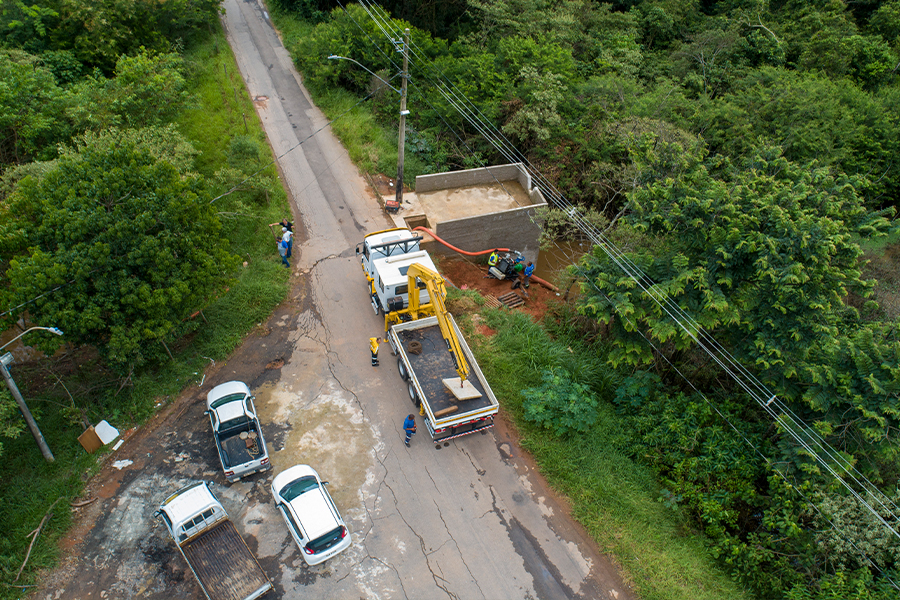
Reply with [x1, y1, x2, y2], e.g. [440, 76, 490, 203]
[0, 353, 54, 462]
[395, 28, 410, 208]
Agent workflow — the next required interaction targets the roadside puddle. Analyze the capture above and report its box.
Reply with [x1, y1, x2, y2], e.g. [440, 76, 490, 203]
[253, 380, 375, 511]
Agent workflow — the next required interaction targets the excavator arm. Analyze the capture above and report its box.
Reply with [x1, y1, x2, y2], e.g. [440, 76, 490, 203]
[403, 263, 471, 385]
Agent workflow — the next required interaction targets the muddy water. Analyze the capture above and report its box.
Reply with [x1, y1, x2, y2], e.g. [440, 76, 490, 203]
[535, 240, 591, 293]
[253, 380, 376, 513]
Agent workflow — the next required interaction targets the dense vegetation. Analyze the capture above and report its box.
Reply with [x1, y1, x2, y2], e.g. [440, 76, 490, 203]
[0, 1, 291, 592]
[272, 1, 900, 597]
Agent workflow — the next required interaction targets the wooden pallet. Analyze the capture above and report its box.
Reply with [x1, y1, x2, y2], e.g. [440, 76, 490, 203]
[496, 292, 525, 308]
[484, 295, 502, 308]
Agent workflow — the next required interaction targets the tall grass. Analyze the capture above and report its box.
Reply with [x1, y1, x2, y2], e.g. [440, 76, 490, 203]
[0, 26, 291, 597]
[460, 300, 753, 600]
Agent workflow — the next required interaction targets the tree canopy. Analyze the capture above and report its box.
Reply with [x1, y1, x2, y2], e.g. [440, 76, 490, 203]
[1, 132, 237, 371]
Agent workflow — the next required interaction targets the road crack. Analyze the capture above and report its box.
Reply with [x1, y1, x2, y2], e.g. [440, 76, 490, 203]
[428, 494, 486, 599]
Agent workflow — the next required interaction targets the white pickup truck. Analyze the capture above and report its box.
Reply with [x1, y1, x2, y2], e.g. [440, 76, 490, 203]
[155, 481, 272, 600]
[205, 381, 270, 483]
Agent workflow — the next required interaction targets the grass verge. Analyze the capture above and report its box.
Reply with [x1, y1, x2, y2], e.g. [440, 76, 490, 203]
[0, 25, 290, 597]
[456, 297, 753, 600]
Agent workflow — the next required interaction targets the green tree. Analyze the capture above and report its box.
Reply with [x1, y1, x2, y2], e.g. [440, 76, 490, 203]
[501, 65, 565, 147]
[521, 368, 598, 436]
[699, 66, 900, 204]
[66, 48, 188, 131]
[0, 49, 70, 165]
[576, 142, 895, 453]
[0, 0, 60, 54]
[869, 1, 900, 47]
[1, 133, 238, 372]
[47, 0, 220, 72]
[0, 388, 25, 459]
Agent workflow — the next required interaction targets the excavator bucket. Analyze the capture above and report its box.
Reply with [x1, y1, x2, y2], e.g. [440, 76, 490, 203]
[442, 378, 483, 401]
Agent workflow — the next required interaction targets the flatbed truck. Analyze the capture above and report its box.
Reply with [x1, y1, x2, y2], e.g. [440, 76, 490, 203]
[357, 227, 500, 445]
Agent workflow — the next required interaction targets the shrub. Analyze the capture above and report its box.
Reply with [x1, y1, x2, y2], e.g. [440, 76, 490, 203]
[522, 368, 598, 437]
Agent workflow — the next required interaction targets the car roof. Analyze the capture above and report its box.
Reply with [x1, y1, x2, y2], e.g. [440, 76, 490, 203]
[206, 381, 250, 410]
[288, 487, 339, 541]
[373, 252, 438, 288]
[364, 228, 417, 248]
[272, 464, 317, 494]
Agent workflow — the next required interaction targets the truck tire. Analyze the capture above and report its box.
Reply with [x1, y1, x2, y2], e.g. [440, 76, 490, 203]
[398, 358, 409, 381]
[408, 381, 421, 407]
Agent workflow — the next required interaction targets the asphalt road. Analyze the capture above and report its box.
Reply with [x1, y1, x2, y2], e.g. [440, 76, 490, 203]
[35, 1, 634, 598]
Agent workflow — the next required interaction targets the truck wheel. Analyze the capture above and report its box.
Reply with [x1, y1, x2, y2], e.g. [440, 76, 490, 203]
[398, 358, 409, 381]
[408, 381, 421, 407]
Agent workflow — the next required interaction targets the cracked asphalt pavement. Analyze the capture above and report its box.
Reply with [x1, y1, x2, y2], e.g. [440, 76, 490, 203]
[34, 1, 635, 598]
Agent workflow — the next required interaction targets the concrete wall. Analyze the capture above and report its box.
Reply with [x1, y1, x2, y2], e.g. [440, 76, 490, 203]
[431, 202, 545, 264]
[415, 163, 530, 193]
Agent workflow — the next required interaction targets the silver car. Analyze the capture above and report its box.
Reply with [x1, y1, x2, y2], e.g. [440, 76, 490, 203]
[271, 465, 351, 565]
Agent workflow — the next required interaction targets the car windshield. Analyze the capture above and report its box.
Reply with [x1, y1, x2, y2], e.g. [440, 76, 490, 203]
[210, 393, 245, 409]
[279, 476, 319, 501]
[307, 525, 345, 553]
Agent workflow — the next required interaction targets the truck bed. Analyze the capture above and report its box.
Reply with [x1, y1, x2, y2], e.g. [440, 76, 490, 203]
[395, 319, 497, 421]
[218, 424, 263, 468]
[181, 519, 272, 600]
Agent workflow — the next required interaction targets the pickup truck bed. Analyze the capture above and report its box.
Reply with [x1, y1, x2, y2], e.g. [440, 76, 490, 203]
[218, 424, 263, 469]
[181, 519, 271, 600]
[397, 325, 494, 416]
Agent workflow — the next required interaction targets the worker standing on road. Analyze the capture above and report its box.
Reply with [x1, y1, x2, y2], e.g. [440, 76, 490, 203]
[270, 218, 293, 232]
[369, 337, 380, 367]
[403, 414, 416, 447]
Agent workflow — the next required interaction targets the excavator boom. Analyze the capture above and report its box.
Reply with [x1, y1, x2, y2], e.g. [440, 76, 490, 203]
[396, 263, 471, 385]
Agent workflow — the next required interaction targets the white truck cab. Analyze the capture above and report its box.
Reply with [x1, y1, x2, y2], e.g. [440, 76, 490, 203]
[357, 228, 438, 314]
[158, 482, 227, 543]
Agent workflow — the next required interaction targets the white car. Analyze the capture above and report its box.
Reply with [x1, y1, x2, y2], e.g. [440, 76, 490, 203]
[271, 465, 351, 565]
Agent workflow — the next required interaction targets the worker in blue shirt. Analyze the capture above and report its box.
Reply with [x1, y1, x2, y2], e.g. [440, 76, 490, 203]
[403, 414, 416, 447]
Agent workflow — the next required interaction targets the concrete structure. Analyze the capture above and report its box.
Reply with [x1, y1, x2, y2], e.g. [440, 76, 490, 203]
[391, 164, 546, 264]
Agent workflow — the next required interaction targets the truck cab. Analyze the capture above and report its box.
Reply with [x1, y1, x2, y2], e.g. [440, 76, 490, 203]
[357, 228, 438, 314]
[158, 482, 227, 544]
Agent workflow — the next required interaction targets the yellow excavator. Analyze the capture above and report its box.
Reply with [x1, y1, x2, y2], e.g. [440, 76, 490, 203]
[384, 263, 480, 400]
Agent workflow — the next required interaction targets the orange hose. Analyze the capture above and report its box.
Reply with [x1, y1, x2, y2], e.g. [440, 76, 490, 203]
[412, 227, 508, 256]
[413, 226, 559, 292]
[530, 275, 559, 293]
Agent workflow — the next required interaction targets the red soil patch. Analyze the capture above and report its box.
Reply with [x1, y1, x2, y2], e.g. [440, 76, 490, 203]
[477, 324, 497, 336]
[437, 255, 559, 320]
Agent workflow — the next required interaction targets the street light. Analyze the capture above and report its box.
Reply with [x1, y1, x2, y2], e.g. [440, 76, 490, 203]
[328, 29, 411, 211]
[0, 325, 64, 462]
